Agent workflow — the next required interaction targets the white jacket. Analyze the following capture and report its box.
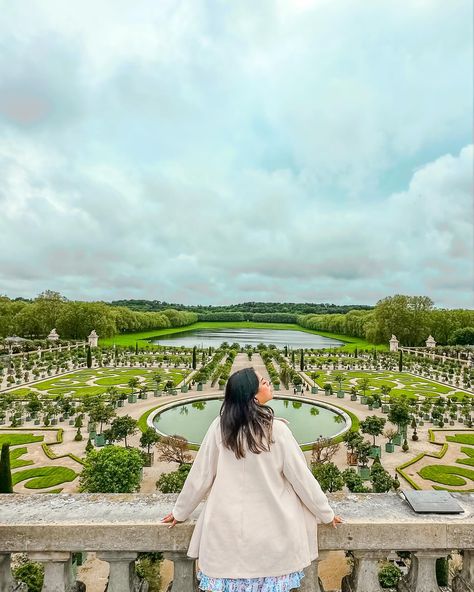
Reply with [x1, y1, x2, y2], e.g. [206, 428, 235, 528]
[172, 415, 335, 578]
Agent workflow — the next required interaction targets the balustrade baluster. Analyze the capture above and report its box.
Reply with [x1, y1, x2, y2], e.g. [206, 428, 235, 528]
[300, 556, 325, 592]
[341, 550, 386, 592]
[398, 550, 445, 592]
[162, 552, 197, 592]
[97, 552, 140, 592]
[0, 553, 16, 592]
[28, 552, 73, 592]
[452, 549, 474, 592]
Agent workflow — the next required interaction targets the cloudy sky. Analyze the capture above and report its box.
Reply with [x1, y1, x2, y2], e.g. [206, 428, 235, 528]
[1, 1, 472, 307]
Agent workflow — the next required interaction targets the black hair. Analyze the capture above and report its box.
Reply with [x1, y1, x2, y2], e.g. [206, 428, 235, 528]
[220, 367, 274, 460]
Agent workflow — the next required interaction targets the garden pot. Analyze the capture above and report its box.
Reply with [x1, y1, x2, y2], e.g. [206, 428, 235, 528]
[393, 434, 402, 446]
[219, 384, 224, 391]
[350, 394, 357, 401]
[372, 401, 381, 409]
[171, 389, 178, 396]
[34, 419, 40, 425]
[68, 420, 74, 425]
[296, 385, 302, 393]
[368, 404, 373, 410]
[128, 394, 137, 404]
[89, 430, 96, 439]
[94, 434, 105, 447]
[358, 467, 371, 480]
[197, 383, 203, 391]
[324, 390, 331, 396]
[180, 385, 188, 393]
[360, 396, 367, 405]
[274, 384, 280, 391]
[337, 391, 345, 398]
[346, 452, 358, 466]
[449, 420, 455, 426]
[311, 386, 318, 394]
[418, 421, 424, 426]
[117, 400, 124, 407]
[153, 391, 161, 398]
[369, 446, 381, 458]
[142, 452, 154, 467]
[385, 443, 395, 453]
[382, 405, 390, 413]
[50, 418, 57, 425]
[423, 414, 430, 420]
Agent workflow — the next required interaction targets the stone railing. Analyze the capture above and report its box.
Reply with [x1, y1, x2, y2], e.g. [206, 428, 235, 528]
[0, 493, 472, 592]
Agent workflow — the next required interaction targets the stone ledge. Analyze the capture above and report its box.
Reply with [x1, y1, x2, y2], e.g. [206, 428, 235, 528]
[0, 492, 473, 553]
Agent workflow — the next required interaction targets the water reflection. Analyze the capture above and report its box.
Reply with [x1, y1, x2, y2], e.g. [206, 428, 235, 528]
[153, 397, 349, 445]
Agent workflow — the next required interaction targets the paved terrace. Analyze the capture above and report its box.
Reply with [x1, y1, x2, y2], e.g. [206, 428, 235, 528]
[0, 493, 473, 592]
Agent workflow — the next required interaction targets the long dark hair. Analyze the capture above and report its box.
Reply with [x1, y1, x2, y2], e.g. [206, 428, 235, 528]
[220, 367, 275, 459]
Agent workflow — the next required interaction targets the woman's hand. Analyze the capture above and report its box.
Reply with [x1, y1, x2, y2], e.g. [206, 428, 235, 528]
[332, 515, 343, 528]
[161, 513, 182, 529]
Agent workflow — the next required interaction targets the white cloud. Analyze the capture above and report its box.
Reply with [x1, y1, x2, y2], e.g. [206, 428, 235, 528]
[0, 1, 472, 307]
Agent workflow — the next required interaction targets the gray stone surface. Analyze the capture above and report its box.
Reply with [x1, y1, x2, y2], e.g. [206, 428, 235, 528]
[0, 493, 473, 554]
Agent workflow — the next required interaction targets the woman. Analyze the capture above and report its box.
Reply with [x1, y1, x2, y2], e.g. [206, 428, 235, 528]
[161, 367, 342, 591]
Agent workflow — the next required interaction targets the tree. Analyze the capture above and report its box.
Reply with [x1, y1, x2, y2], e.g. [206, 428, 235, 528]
[388, 402, 410, 435]
[155, 435, 193, 465]
[79, 446, 144, 493]
[86, 345, 92, 368]
[356, 440, 372, 468]
[26, 393, 43, 417]
[0, 443, 13, 493]
[370, 461, 396, 492]
[399, 350, 403, 372]
[311, 437, 340, 465]
[449, 327, 474, 345]
[192, 346, 197, 370]
[85, 438, 94, 453]
[360, 416, 386, 446]
[342, 468, 370, 493]
[128, 377, 140, 393]
[89, 402, 116, 434]
[311, 462, 344, 493]
[156, 463, 192, 493]
[359, 377, 370, 397]
[140, 427, 161, 453]
[13, 556, 44, 592]
[300, 349, 305, 371]
[109, 415, 138, 447]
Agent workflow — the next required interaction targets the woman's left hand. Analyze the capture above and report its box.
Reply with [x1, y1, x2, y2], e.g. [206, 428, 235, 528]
[161, 513, 182, 528]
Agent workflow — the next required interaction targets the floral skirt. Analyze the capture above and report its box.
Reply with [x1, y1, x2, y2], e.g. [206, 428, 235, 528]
[196, 569, 305, 592]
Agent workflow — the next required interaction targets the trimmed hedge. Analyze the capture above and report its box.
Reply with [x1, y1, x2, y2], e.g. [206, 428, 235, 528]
[418, 465, 474, 487]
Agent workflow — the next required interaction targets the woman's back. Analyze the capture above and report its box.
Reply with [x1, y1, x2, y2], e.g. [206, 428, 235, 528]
[172, 415, 334, 578]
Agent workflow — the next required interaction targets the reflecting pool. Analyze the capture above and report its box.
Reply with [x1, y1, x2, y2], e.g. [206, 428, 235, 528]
[150, 396, 350, 446]
[150, 328, 344, 349]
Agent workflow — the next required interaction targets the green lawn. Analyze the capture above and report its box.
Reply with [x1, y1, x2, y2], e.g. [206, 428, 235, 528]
[21, 368, 186, 398]
[446, 434, 474, 446]
[10, 447, 34, 469]
[99, 322, 386, 352]
[418, 465, 474, 487]
[0, 433, 44, 446]
[12, 466, 77, 489]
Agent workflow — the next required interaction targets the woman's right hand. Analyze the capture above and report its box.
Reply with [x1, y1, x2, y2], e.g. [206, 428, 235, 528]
[332, 515, 343, 528]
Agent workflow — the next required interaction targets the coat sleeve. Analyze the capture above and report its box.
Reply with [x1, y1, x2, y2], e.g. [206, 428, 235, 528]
[281, 424, 335, 524]
[171, 419, 219, 522]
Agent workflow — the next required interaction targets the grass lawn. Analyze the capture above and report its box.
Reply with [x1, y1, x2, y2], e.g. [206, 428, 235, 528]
[446, 434, 474, 446]
[10, 447, 34, 469]
[12, 466, 77, 489]
[313, 370, 462, 400]
[22, 368, 186, 398]
[0, 433, 44, 446]
[99, 322, 386, 352]
[418, 464, 474, 487]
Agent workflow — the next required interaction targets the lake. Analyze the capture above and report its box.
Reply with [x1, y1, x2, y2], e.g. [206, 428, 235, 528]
[150, 328, 344, 349]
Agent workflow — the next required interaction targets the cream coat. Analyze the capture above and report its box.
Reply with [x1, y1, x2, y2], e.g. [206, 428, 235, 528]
[172, 415, 335, 578]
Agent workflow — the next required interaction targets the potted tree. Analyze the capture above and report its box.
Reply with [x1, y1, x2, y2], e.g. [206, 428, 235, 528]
[343, 430, 363, 465]
[140, 427, 161, 467]
[356, 440, 372, 480]
[383, 427, 397, 453]
[360, 415, 386, 458]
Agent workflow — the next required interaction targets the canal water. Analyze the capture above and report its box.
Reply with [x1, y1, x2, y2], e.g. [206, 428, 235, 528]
[150, 328, 344, 349]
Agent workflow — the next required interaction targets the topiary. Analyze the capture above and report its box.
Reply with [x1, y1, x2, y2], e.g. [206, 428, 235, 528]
[402, 438, 409, 452]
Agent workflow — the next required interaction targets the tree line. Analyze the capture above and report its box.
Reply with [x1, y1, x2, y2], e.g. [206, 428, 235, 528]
[110, 299, 372, 315]
[298, 295, 474, 346]
[0, 291, 197, 340]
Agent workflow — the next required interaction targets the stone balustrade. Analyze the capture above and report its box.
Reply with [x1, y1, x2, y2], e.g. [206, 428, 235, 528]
[0, 493, 473, 592]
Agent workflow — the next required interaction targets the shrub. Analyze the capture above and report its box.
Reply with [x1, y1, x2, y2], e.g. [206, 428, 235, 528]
[378, 562, 402, 588]
[13, 557, 44, 592]
[157, 463, 192, 493]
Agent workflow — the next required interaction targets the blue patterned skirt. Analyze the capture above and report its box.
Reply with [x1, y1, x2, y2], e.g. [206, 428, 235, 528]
[196, 569, 305, 592]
